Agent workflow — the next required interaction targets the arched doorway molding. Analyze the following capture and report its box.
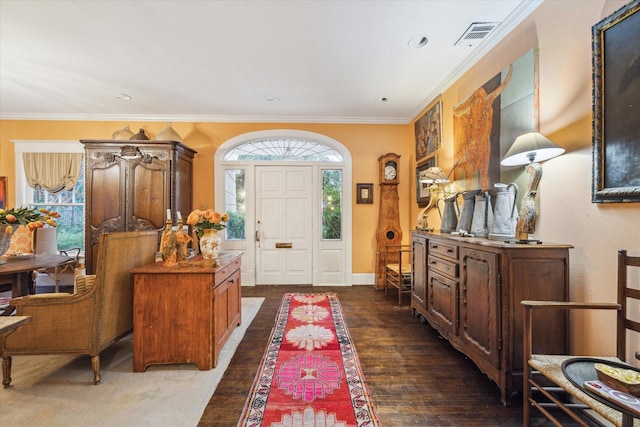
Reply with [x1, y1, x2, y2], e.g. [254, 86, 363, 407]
[215, 129, 353, 286]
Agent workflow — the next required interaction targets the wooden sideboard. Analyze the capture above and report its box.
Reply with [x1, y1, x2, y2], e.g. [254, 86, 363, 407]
[131, 252, 242, 372]
[411, 231, 572, 405]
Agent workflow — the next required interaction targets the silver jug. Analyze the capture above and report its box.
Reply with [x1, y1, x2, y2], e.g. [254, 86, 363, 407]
[470, 191, 493, 238]
[456, 190, 480, 234]
[438, 194, 459, 233]
[489, 183, 519, 241]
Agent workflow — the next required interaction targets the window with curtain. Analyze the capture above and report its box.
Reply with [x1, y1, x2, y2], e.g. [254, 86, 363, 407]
[25, 154, 85, 251]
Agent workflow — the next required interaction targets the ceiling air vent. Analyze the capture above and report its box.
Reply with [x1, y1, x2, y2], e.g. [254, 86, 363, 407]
[454, 22, 500, 47]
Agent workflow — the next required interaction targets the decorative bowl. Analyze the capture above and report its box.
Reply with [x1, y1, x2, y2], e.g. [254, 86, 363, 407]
[595, 362, 640, 396]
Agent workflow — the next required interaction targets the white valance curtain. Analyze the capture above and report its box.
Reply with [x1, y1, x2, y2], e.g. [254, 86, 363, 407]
[23, 153, 83, 193]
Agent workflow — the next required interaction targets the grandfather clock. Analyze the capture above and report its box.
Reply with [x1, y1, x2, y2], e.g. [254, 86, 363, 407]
[375, 153, 403, 289]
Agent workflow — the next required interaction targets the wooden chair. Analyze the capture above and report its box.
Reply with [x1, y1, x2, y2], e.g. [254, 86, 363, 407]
[522, 249, 640, 427]
[383, 244, 412, 305]
[32, 227, 81, 292]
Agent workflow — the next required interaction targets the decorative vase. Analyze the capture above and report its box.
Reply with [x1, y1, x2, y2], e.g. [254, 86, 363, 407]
[130, 128, 150, 141]
[112, 124, 134, 140]
[0, 225, 16, 263]
[156, 122, 183, 142]
[199, 229, 221, 262]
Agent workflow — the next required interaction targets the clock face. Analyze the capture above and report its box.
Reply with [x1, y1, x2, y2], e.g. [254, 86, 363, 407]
[384, 163, 397, 180]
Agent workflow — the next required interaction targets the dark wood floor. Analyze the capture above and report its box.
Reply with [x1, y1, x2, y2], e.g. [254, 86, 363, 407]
[198, 285, 574, 426]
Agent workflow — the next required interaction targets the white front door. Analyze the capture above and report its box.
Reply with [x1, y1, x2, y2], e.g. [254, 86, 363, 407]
[255, 166, 313, 284]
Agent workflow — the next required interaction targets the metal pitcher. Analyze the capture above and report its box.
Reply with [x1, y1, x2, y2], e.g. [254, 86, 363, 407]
[470, 191, 493, 238]
[489, 183, 519, 241]
[438, 194, 459, 233]
[456, 190, 481, 234]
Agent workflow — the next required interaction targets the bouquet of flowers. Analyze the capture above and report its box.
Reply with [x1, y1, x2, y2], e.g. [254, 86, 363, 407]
[0, 207, 59, 234]
[186, 209, 229, 237]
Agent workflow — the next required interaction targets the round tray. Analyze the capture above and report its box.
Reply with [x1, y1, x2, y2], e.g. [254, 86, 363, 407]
[562, 357, 640, 417]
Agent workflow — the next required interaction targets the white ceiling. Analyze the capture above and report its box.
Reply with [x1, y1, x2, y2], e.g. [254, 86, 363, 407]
[0, 0, 540, 124]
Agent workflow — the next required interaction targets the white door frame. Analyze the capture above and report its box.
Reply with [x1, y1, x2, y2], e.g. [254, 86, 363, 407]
[214, 130, 352, 286]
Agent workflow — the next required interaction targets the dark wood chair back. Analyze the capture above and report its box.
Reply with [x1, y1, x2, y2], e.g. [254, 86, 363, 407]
[617, 249, 640, 362]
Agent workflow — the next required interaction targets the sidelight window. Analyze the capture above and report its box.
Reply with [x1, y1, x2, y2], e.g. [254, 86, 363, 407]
[224, 169, 245, 240]
[322, 169, 342, 240]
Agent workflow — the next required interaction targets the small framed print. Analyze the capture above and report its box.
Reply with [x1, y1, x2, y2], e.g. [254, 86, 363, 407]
[356, 183, 373, 204]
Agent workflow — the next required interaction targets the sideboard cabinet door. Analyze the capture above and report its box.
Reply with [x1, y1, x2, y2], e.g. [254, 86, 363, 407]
[411, 233, 428, 313]
[459, 248, 500, 369]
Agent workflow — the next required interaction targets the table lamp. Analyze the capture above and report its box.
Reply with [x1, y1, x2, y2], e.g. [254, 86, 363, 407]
[501, 132, 564, 243]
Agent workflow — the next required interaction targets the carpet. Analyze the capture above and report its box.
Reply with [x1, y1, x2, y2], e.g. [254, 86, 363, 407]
[0, 297, 264, 427]
[238, 293, 379, 427]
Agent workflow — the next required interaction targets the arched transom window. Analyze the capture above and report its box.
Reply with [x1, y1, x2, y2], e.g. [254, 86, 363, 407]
[223, 138, 343, 162]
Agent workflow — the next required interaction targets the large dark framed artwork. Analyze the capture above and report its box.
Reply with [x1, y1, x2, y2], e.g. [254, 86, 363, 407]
[592, 1, 640, 203]
[415, 99, 442, 163]
[415, 156, 437, 207]
[453, 48, 539, 192]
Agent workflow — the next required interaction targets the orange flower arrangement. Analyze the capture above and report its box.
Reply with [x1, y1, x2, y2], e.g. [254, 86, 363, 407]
[186, 209, 229, 237]
[0, 207, 59, 234]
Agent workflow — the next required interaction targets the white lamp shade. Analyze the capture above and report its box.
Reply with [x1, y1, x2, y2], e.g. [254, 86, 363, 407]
[501, 132, 565, 166]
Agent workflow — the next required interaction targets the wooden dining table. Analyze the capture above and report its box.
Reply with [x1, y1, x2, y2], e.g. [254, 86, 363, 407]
[0, 253, 72, 298]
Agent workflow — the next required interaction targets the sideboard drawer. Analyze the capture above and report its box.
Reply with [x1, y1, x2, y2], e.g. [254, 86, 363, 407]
[214, 257, 241, 287]
[428, 254, 458, 278]
[429, 240, 459, 261]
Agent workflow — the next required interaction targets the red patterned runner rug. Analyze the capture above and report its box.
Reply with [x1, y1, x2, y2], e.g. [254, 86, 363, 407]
[238, 293, 379, 427]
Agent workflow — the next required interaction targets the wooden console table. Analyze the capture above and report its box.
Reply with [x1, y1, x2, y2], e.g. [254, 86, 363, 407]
[411, 231, 572, 405]
[131, 252, 242, 371]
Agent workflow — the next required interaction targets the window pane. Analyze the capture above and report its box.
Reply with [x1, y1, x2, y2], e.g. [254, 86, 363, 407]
[33, 204, 85, 250]
[30, 158, 85, 251]
[224, 139, 343, 162]
[224, 169, 246, 240]
[322, 169, 342, 240]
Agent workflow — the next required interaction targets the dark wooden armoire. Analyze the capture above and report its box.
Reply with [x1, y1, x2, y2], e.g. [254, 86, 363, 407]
[81, 140, 196, 274]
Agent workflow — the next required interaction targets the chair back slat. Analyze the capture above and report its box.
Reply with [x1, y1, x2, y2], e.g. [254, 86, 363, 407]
[624, 318, 640, 333]
[626, 287, 640, 300]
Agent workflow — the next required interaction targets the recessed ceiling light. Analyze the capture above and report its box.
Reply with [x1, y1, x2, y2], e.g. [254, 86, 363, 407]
[116, 93, 132, 101]
[380, 97, 389, 103]
[408, 35, 429, 49]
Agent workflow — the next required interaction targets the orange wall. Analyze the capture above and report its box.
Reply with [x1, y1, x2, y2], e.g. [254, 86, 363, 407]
[0, 120, 412, 274]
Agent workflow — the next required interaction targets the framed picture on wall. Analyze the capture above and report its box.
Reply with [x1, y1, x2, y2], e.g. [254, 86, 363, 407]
[356, 183, 373, 204]
[415, 156, 438, 207]
[415, 99, 442, 164]
[0, 177, 6, 209]
[592, 1, 640, 203]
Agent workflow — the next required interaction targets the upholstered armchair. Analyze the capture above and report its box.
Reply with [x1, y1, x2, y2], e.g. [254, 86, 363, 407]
[1, 231, 158, 386]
